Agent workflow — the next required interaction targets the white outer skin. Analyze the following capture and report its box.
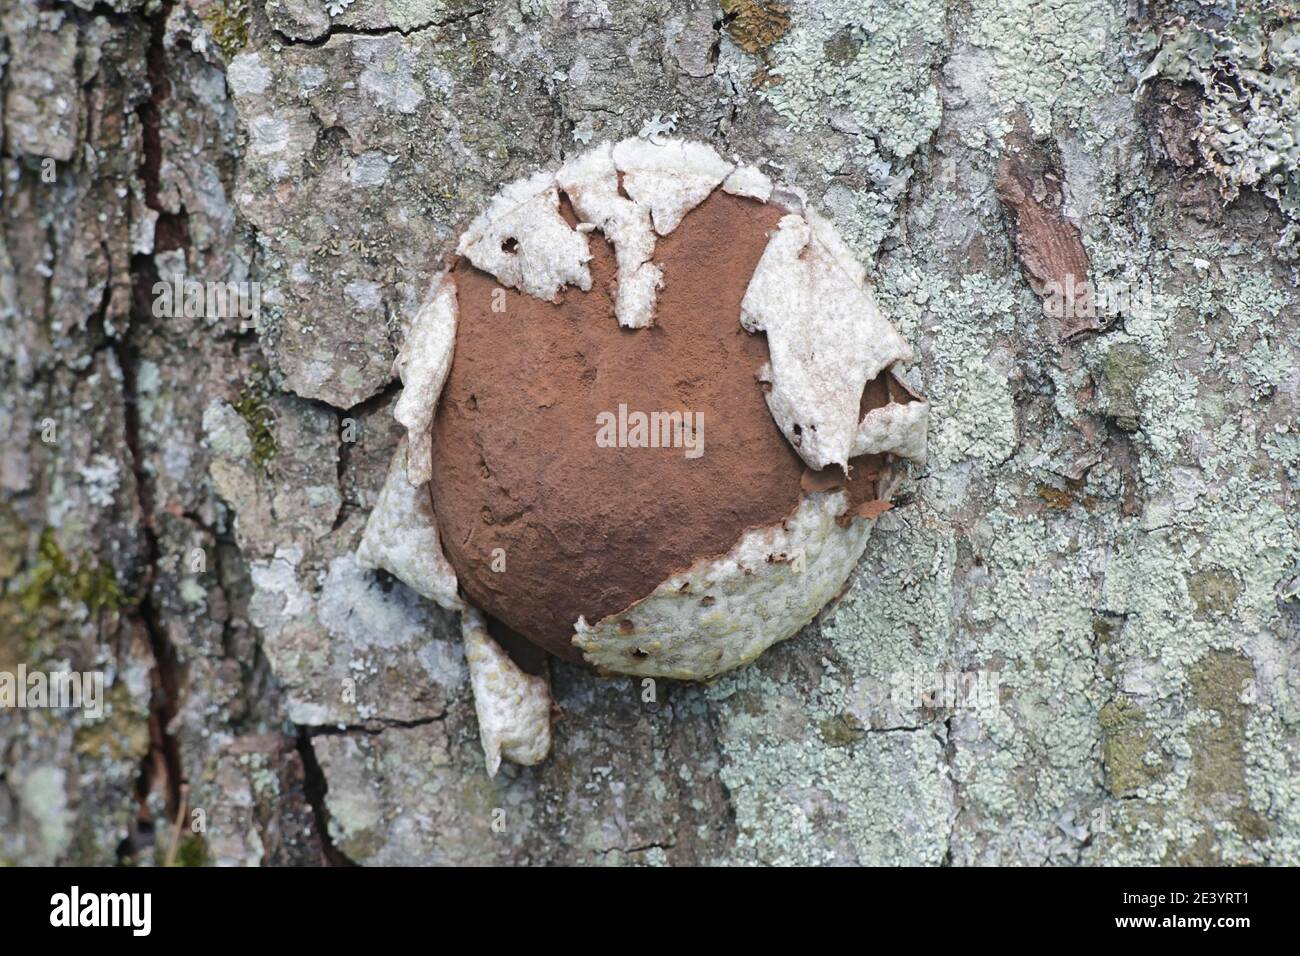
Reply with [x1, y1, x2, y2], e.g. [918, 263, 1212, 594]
[360, 137, 930, 770]
[722, 164, 773, 202]
[393, 274, 457, 486]
[356, 436, 463, 612]
[572, 491, 878, 679]
[557, 142, 663, 329]
[455, 169, 593, 301]
[855, 398, 930, 462]
[770, 182, 808, 216]
[610, 138, 734, 235]
[740, 212, 925, 471]
[461, 607, 552, 777]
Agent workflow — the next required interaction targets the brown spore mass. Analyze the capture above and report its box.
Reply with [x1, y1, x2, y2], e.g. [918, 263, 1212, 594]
[431, 189, 899, 662]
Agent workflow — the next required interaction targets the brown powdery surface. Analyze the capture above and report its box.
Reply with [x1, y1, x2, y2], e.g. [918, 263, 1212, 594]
[431, 188, 902, 662]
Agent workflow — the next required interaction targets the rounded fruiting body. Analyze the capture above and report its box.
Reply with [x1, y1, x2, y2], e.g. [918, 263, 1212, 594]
[358, 138, 928, 767]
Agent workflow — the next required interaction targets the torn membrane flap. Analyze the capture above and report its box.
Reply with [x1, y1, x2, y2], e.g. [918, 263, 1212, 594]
[393, 273, 457, 487]
[740, 211, 925, 471]
[557, 142, 662, 329]
[462, 607, 552, 777]
[611, 138, 735, 236]
[356, 436, 463, 612]
[456, 169, 593, 301]
[467, 138, 746, 329]
[722, 164, 773, 202]
[854, 397, 929, 462]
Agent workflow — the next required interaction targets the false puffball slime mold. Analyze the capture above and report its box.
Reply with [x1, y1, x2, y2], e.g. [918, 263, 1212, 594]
[357, 138, 928, 774]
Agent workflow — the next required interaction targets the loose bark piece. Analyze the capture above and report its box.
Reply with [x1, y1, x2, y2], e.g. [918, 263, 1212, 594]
[996, 126, 1099, 340]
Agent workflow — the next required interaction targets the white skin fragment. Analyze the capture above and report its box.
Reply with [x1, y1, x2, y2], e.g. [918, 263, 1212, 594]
[356, 437, 463, 612]
[770, 182, 808, 216]
[456, 168, 593, 301]
[854, 394, 930, 463]
[611, 137, 734, 236]
[722, 164, 773, 202]
[462, 606, 552, 776]
[740, 212, 920, 471]
[393, 274, 457, 486]
[572, 492, 879, 679]
[557, 142, 663, 329]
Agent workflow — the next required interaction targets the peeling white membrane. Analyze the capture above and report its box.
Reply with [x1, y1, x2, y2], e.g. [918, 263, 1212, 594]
[722, 164, 773, 202]
[611, 138, 734, 235]
[361, 272, 463, 610]
[573, 492, 878, 679]
[356, 437, 462, 612]
[393, 274, 457, 486]
[360, 136, 929, 772]
[741, 211, 925, 471]
[855, 394, 929, 462]
[461, 607, 552, 776]
[456, 169, 592, 301]
[558, 142, 662, 329]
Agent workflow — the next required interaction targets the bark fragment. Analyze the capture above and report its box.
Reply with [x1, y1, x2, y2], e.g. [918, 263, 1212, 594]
[995, 125, 1098, 340]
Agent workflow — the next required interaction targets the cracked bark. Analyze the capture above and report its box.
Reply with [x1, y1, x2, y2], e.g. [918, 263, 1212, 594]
[117, 0, 186, 856]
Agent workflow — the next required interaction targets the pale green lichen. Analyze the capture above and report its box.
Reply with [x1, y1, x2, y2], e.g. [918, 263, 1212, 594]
[1134, 367, 1202, 466]
[718, 0, 948, 256]
[711, 664, 955, 865]
[1141, 2, 1300, 255]
[875, 267, 1020, 471]
[720, 48, 1297, 854]
[967, 0, 1126, 142]
[754, 0, 945, 160]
